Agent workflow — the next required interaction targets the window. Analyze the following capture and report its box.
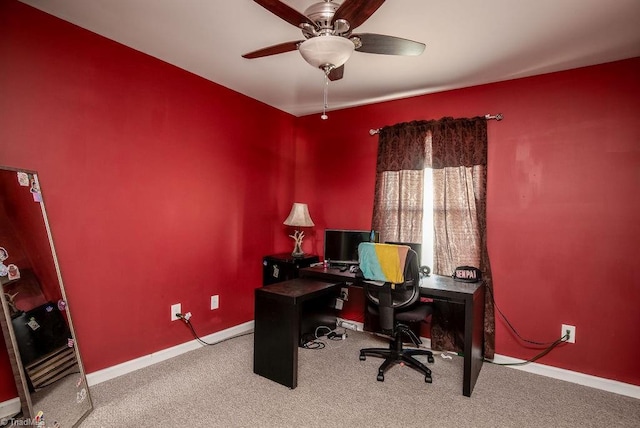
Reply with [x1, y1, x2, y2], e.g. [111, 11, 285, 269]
[421, 168, 434, 269]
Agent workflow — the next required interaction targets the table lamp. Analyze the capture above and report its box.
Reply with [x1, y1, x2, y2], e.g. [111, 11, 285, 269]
[283, 203, 315, 258]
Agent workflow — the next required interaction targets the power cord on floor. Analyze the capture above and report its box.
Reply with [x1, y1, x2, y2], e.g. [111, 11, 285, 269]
[327, 331, 347, 340]
[484, 284, 569, 366]
[175, 313, 253, 346]
[300, 334, 325, 349]
[300, 325, 348, 349]
[316, 325, 348, 341]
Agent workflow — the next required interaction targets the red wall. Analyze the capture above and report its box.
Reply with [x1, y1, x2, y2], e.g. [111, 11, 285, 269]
[295, 57, 640, 386]
[0, 1, 297, 401]
[1, 0, 638, 404]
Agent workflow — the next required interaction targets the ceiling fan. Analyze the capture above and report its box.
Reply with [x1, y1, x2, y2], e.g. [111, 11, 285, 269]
[242, 0, 426, 81]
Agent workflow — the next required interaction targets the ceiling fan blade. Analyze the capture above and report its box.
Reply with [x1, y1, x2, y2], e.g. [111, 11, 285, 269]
[328, 65, 344, 81]
[332, 0, 385, 30]
[253, 0, 316, 29]
[242, 41, 302, 59]
[353, 33, 425, 56]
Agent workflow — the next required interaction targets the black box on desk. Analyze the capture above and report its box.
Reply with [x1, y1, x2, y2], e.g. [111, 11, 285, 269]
[262, 253, 319, 286]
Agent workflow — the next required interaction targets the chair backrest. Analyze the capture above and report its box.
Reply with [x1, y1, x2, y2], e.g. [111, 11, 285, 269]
[385, 241, 422, 265]
[358, 243, 420, 332]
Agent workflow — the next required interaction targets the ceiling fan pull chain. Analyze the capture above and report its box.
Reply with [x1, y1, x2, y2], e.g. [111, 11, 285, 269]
[321, 69, 329, 120]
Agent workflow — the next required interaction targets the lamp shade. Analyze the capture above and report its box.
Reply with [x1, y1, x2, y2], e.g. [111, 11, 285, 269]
[298, 35, 355, 69]
[283, 203, 315, 227]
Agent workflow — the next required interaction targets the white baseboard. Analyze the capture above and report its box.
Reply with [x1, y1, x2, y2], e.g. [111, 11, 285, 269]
[86, 321, 254, 386]
[491, 354, 640, 399]
[0, 397, 20, 421]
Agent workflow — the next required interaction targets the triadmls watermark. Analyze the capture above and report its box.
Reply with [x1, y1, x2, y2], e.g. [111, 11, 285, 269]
[0, 418, 38, 426]
[1, 414, 59, 427]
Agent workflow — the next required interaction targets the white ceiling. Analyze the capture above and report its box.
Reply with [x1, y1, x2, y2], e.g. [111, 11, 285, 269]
[18, 0, 640, 117]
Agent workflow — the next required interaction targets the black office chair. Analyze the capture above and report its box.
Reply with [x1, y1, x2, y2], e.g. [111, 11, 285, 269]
[358, 244, 434, 383]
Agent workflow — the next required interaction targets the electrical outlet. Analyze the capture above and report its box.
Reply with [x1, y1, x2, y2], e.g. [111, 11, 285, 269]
[171, 303, 181, 321]
[211, 295, 219, 310]
[562, 324, 576, 343]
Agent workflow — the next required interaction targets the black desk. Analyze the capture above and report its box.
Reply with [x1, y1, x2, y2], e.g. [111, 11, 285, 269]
[300, 266, 485, 397]
[253, 278, 343, 389]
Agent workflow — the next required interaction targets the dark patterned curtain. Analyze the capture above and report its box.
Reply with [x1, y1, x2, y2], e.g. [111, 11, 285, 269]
[372, 121, 429, 243]
[372, 117, 495, 359]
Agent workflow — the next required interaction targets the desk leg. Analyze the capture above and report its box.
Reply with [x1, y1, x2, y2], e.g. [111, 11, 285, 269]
[463, 286, 485, 397]
[253, 291, 299, 389]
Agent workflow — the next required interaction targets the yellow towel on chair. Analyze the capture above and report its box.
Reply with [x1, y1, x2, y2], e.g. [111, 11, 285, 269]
[358, 243, 410, 283]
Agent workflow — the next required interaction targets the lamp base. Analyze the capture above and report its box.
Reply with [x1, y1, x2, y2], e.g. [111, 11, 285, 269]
[291, 241, 305, 258]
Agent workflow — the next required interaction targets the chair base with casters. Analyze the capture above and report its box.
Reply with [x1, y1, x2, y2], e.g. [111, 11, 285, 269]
[360, 322, 434, 383]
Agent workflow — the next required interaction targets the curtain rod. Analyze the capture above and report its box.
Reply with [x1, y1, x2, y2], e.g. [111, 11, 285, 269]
[368, 113, 504, 135]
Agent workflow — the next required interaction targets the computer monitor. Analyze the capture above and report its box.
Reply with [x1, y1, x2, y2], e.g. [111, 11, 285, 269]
[324, 229, 380, 265]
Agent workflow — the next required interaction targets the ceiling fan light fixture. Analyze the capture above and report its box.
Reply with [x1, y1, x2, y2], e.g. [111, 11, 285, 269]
[298, 35, 354, 70]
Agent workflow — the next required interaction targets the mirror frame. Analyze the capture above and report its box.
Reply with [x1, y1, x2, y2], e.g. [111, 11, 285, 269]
[0, 166, 93, 426]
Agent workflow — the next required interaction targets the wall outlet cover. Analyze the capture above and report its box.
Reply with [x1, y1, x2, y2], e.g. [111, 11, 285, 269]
[171, 303, 181, 321]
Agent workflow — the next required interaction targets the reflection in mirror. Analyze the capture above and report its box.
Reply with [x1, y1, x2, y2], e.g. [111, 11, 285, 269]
[0, 166, 92, 427]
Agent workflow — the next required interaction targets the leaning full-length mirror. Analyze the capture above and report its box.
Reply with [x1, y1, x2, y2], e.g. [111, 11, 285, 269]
[0, 166, 92, 427]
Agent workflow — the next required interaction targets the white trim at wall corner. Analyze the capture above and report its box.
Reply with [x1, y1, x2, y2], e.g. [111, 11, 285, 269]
[491, 354, 640, 399]
[0, 397, 20, 421]
[85, 321, 254, 387]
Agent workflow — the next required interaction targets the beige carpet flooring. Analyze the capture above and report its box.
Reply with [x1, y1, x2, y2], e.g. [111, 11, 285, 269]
[79, 330, 640, 427]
